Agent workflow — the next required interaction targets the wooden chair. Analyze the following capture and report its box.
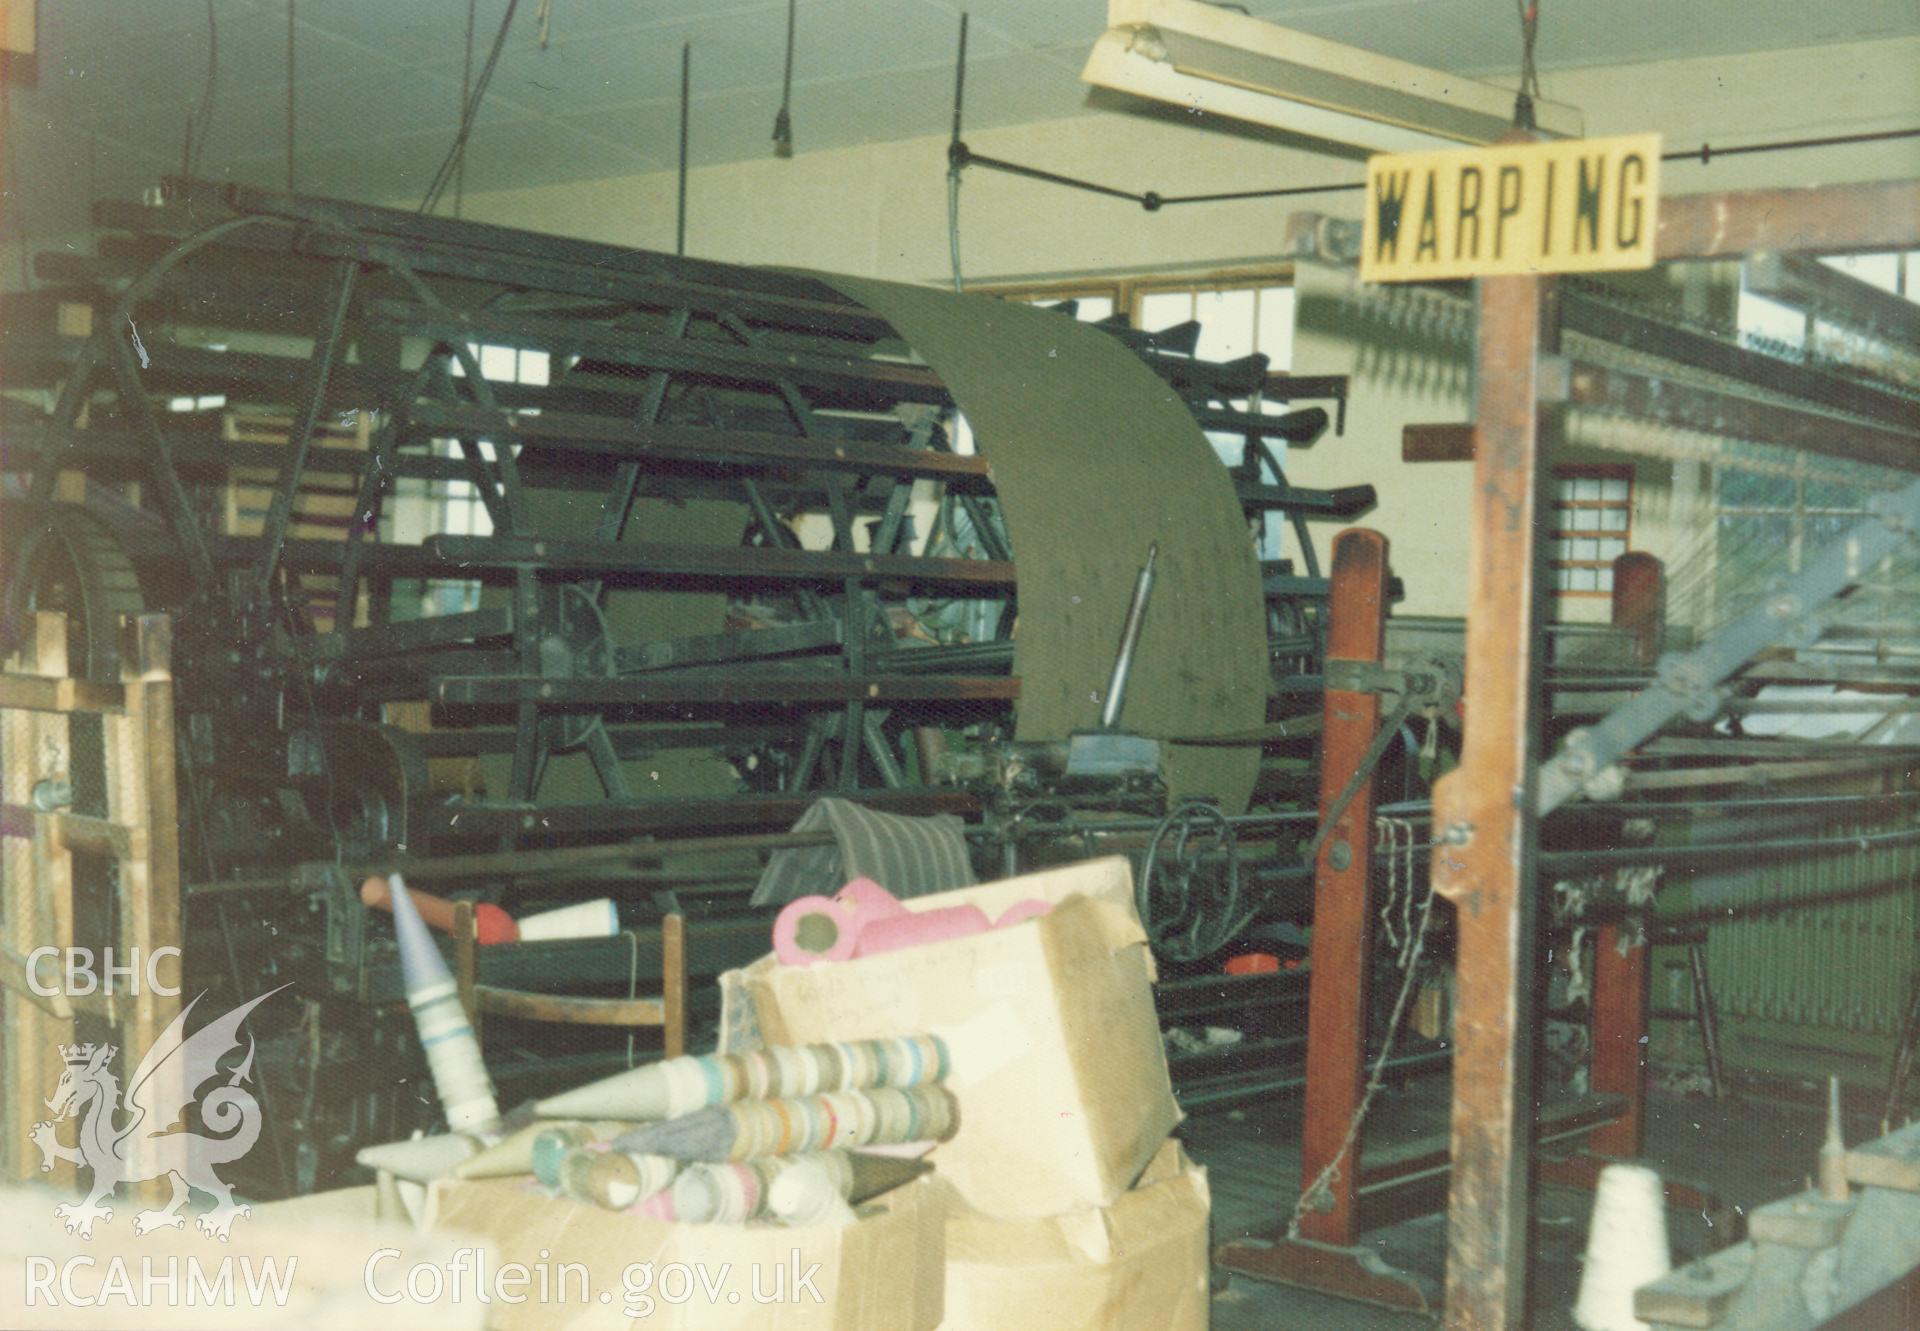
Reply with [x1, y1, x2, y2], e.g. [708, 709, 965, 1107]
[449, 901, 686, 1059]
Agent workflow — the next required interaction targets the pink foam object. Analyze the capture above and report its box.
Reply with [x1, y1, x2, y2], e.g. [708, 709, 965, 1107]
[993, 899, 1054, 930]
[852, 903, 992, 958]
[833, 876, 909, 925]
[772, 894, 860, 966]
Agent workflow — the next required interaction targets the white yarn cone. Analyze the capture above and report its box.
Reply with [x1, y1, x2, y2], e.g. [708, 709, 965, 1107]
[517, 898, 620, 942]
[1573, 1162, 1671, 1331]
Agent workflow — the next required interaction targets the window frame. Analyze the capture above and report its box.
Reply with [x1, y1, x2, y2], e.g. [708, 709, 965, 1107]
[970, 262, 1297, 366]
[1549, 464, 1634, 600]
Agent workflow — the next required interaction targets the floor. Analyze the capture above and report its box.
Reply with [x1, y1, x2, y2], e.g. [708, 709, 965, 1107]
[1184, 1078, 1838, 1329]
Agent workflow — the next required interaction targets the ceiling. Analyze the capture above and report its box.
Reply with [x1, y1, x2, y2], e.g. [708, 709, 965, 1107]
[3, 0, 1916, 247]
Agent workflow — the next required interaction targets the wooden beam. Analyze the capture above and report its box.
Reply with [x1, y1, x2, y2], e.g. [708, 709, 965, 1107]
[1403, 424, 1476, 463]
[1658, 179, 1920, 261]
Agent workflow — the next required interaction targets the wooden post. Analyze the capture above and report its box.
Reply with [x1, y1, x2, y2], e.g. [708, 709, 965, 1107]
[1213, 529, 1433, 1313]
[1590, 553, 1664, 1159]
[1430, 264, 1558, 1331]
[112, 615, 184, 1208]
[662, 912, 687, 1059]
[2, 614, 80, 1189]
[451, 899, 481, 1036]
[1297, 528, 1390, 1245]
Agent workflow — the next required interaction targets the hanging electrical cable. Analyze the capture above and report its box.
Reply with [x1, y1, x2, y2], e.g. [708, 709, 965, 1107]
[772, 0, 797, 157]
[285, 0, 296, 192]
[945, 11, 968, 293]
[420, 0, 522, 215]
[454, 0, 477, 217]
[676, 41, 691, 256]
[188, 0, 219, 177]
[1512, 0, 1543, 131]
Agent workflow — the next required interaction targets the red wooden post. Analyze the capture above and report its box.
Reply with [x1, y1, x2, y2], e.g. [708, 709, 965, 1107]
[1296, 526, 1390, 1244]
[1589, 552, 1663, 1159]
[1214, 527, 1432, 1314]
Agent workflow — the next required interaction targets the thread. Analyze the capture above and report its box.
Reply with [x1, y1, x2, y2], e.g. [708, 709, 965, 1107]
[767, 1154, 859, 1227]
[536, 1033, 949, 1120]
[387, 872, 501, 1135]
[587, 1150, 679, 1209]
[355, 1130, 479, 1183]
[672, 1151, 862, 1225]
[1818, 1074, 1850, 1201]
[672, 1160, 773, 1224]
[1573, 1163, 1672, 1331]
[531, 1122, 602, 1189]
[613, 1083, 958, 1163]
[457, 1118, 631, 1180]
[361, 875, 519, 944]
[517, 897, 620, 942]
[556, 1145, 604, 1203]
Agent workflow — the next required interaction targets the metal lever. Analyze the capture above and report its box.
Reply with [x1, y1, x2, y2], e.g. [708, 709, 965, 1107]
[1100, 541, 1159, 730]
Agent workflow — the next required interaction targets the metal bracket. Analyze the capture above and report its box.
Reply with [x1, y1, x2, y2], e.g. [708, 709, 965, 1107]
[1325, 654, 1461, 709]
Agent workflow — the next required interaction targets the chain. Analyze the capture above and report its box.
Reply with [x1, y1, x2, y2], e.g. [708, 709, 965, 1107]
[1288, 835, 1441, 1237]
[1377, 816, 1404, 956]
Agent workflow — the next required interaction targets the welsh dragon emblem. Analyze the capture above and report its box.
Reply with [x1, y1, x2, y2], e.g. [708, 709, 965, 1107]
[30, 986, 287, 1241]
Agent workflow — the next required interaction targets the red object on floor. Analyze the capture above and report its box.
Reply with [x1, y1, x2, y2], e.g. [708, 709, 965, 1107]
[1224, 952, 1280, 975]
[360, 876, 520, 945]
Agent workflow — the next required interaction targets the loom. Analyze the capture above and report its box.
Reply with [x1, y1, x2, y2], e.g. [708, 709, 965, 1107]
[0, 178, 1381, 1188]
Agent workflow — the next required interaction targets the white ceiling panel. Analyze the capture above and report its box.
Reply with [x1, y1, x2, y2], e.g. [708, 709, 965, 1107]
[3, 0, 1915, 254]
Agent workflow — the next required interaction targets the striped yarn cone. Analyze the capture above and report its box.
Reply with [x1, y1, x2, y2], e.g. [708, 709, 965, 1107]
[768, 1155, 859, 1227]
[387, 872, 501, 1135]
[612, 1083, 958, 1163]
[586, 1150, 681, 1210]
[536, 1033, 949, 1121]
[531, 1123, 605, 1189]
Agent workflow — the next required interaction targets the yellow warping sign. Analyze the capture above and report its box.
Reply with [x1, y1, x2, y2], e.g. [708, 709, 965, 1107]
[1360, 133, 1662, 282]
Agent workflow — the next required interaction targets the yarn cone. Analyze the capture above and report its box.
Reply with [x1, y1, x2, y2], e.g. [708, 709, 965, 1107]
[767, 1156, 858, 1227]
[586, 1150, 681, 1210]
[612, 1083, 958, 1163]
[1573, 1162, 1671, 1331]
[388, 872, 502, 1136]
[455, 1119, 630, 1180]
[361, 876, 518, 944]
[534, 1033, 949, 1121]
[355, 1131, 480, 1184]
[517, 898, 619, 942]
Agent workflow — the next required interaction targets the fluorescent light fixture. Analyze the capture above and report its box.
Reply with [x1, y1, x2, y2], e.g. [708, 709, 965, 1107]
[1082, 0, 1583, 153]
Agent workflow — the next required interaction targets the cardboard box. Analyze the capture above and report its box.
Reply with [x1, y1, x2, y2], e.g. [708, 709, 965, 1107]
[424, 1175, 943, 1331]
[744, 857, 1180, 1220]
[939, 1140, 1211, 1331]
[0, 1182, 479, 1330]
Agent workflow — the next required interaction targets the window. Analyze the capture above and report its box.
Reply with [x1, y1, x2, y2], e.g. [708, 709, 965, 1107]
[1738, 248, 1920, 355]
[1720, 252, 1917, 622]
[398, 342, 550, 616]
[1549, 466, 1632, 597]
[1712, 454, 1875, 619]
[982, 267, 1294, 371]
[980, 267, 1298, 557]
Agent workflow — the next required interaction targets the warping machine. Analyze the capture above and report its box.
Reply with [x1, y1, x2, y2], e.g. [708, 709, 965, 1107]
[0, 179, 1382, 1189]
